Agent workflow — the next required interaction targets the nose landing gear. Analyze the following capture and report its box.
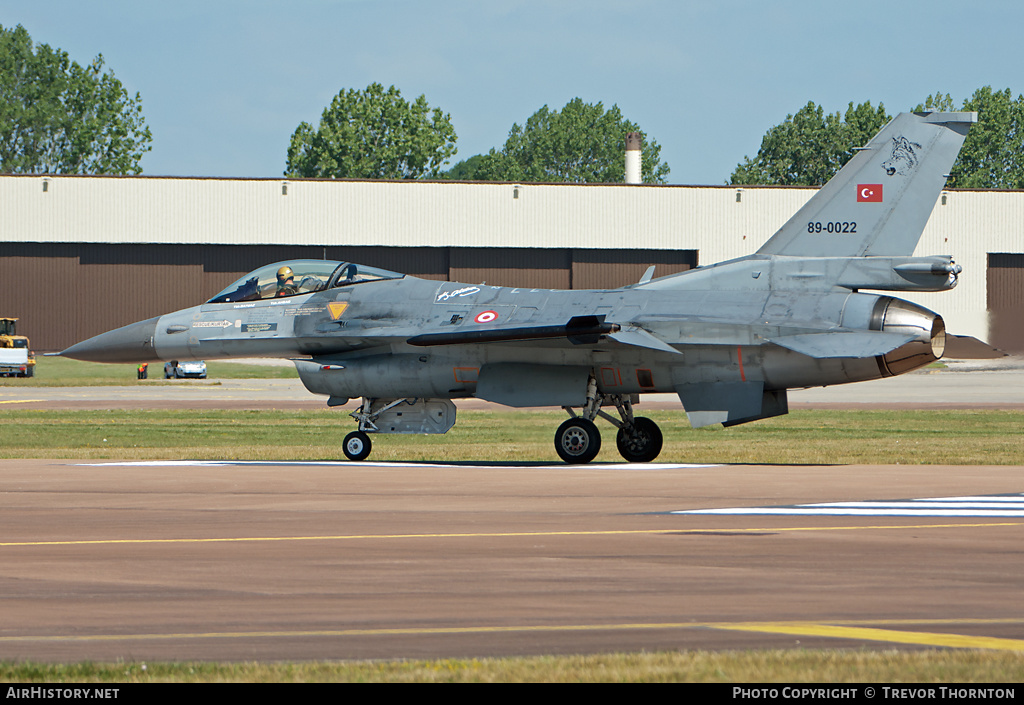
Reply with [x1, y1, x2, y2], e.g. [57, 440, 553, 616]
[342, 430, 372, 461]
[339, 397, 457, 461]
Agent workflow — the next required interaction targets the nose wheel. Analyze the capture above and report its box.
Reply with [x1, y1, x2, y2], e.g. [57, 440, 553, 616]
[342, 430, 372, 461]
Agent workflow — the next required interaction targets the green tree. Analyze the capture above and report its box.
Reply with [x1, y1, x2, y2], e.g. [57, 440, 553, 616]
[733, 89, 1024, 189]
[441, 153, 485, 180]
[730, 101, 890, 186]
[286, 83, 457, 179]
[946, 87, 1024, 189]
[915, 92, 956, 112]
[474, 98, 670, 183]
[0, 24, 152, 174]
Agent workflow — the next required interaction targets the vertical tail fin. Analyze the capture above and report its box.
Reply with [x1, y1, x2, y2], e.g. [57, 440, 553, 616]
[756, 112, 976, 258]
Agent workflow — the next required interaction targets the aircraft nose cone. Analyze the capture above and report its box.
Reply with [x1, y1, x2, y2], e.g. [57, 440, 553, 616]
[60, 317, 161, 363]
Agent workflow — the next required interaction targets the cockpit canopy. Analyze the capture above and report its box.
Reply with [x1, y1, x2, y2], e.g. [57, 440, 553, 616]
[207, 260, 404, 304]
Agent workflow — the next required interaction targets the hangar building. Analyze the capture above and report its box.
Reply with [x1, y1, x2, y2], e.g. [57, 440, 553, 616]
[0, 174, 1021, 353]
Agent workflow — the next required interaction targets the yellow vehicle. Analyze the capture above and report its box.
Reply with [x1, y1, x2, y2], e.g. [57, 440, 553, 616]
[0, 318, 35, 377]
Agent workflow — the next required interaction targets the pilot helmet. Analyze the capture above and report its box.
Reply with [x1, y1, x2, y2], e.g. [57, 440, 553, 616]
[277, 266, 294, 281]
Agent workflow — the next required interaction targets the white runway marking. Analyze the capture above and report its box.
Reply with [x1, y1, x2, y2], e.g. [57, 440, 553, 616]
[675, 494, 1024, 517]
[75, 460, 719, 471]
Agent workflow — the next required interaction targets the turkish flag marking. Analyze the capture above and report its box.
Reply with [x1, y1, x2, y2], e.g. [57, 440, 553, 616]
[857, 184, 883, 202]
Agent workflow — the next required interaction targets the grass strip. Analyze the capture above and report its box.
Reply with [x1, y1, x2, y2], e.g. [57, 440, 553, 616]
[2, 650, 1022, 682]
[0, 408, 1021, 465]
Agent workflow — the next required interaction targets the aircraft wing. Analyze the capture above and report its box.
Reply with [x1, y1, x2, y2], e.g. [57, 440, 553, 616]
[408, 318, 915, 359]
[406, 316, 617, 347]
[407, 316, 686, 354]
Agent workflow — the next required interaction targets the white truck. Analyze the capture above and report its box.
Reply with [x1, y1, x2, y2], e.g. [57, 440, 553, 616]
[0, 347, 31, 377]
[0, 318, 35, 377]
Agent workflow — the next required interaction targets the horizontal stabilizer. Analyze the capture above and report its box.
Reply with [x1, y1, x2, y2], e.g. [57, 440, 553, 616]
[767, 331, 916, 358]
[944, 334, 1010, 360]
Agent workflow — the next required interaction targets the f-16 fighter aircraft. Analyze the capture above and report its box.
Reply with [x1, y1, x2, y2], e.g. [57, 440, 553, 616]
[62, 111, 976, 463]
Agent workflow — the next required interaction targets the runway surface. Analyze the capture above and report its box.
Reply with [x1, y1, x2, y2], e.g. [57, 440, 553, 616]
[2, 458, 1023, 661]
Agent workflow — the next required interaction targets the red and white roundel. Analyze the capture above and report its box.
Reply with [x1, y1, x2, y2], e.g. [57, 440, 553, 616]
[474, 310, 498, 324]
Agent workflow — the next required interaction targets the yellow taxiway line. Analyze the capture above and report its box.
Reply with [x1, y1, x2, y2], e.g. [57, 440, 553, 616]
[714, 622, 1024, 650]
[0, 618, 1022, 650]
[1, 521, 1021, 548]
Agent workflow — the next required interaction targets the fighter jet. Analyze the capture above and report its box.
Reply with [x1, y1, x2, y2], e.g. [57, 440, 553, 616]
[62, 111, 976, 464]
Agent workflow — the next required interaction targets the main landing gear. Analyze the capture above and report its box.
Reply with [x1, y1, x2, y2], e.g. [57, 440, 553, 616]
[555, 378, 663, 465]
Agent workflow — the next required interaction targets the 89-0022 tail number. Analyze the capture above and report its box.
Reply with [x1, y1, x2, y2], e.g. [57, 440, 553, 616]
[808, 221, 857, 234]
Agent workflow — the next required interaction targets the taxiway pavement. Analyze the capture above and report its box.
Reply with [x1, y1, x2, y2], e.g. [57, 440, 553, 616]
[2, 360, 1022, 661]
[1, 459, 1023, 661]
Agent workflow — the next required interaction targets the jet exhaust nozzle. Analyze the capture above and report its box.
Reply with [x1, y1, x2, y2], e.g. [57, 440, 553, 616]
[873, 298, 945, 376]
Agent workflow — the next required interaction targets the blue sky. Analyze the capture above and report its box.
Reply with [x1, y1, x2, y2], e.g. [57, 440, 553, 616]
[3, 0, 1021, 184]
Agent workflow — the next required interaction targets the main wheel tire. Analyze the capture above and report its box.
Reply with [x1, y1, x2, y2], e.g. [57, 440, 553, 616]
[554, 418, 601, 464]
[615, 416, 663, 463]
[343, 430, 372, 461]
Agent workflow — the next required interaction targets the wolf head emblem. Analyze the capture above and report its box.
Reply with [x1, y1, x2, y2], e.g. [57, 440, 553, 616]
[882, 136, 922, 176]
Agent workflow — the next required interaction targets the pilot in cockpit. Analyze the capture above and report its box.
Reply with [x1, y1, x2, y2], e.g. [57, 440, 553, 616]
[275, 266, 298, 297]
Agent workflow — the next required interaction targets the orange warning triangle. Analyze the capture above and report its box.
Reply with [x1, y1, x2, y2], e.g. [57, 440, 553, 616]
[328, 302, 349, 320]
